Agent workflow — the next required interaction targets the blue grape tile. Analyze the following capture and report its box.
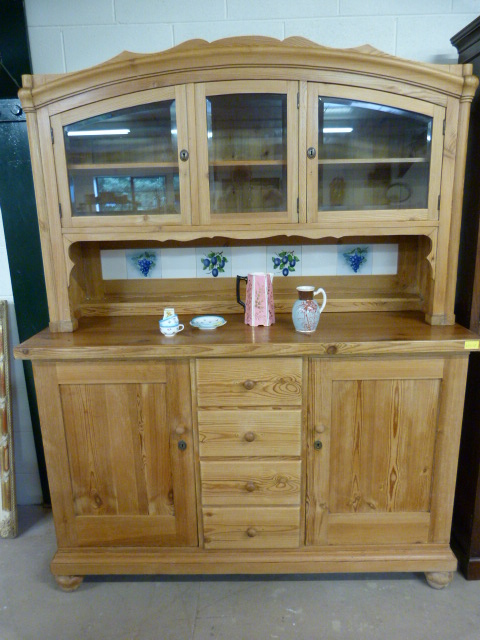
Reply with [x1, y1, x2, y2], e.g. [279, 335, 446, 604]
[337, 245, 372, 275]
[126, 249, 162, 279]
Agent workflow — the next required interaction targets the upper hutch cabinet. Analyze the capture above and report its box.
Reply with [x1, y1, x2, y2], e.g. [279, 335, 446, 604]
[18, 37, 477, 331]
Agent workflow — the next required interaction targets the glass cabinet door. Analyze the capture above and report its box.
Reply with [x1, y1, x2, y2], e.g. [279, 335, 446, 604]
[53, 87, 191, 226]
[195, 81, 298, 224]
[306, 86, 444, 222]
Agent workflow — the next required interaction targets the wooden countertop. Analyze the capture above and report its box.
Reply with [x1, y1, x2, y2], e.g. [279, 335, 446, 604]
[14, 312, 480, 361]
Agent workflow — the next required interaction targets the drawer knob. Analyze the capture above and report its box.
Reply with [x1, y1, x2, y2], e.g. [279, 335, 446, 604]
[244, 431, 256, 442]
[243, 379, 256, 390]
[245, 481, 256, 492]
[246, 527, 258, 538]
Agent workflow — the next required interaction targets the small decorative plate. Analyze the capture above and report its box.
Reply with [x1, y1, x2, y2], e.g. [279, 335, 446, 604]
[190, 315, 227, 330]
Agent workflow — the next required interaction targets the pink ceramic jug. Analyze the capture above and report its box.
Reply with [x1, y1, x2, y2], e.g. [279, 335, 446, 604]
[236, 273, 275, 326]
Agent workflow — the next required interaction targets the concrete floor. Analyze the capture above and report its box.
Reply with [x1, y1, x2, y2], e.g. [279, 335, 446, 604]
[1, 507, 480, 640]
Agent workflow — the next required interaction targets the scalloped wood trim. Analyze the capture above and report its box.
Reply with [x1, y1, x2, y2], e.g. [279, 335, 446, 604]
[20, 36, 473, 110]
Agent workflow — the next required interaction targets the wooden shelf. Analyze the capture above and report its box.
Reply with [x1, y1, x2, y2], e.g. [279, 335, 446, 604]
[210, 159, 286, 166]
[68, 159, 288, 171]
[317, 157, 429, 165]
[68, 162, 178, 171]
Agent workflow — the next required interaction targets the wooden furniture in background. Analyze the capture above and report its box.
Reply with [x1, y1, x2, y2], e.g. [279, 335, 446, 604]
[0, 300, 16, 538]
[451, 17, 480, 580]
[14, 38, 479, 589]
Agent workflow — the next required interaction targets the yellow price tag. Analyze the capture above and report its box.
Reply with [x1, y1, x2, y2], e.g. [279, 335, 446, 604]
[465, 340, 480, 349]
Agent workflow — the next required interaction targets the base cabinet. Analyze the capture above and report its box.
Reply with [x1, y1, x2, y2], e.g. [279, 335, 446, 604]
[33, 360, 198, 548]
[306, 357, 465, 547]
[27, 347, 471, 589]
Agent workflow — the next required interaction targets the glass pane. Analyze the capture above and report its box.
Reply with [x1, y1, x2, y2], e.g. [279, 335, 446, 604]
[64, 101, 179, 216]
[318, 97, 432, 210]
[207, 94, 287, 215]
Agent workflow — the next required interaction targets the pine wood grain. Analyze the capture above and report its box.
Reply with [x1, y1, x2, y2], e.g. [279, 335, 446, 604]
[198, 409, 302, 457]
[203, 506, 300, 549]
[15, 312, 480, 361]
[200, 460, 301, 506]
[53, 360, 198, 547]
[49, 543, 458, 576]
[196, 357, 303, 407]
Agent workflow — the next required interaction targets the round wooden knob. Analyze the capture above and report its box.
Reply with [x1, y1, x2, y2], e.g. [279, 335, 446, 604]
[315, 424, 325, 434]
[327, 345, 338, 355]
[245, 481, 256, 492]
[244, 431, 256, 442]
[243, 379, 255, 390]
[246, 527, 257, 538]
[175, 426, 185, 436]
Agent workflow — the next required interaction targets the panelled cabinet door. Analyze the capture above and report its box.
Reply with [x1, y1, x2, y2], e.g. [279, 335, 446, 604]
[304, 84, 445, 223]
[51, 86, 192, 228]
[306, 357, 451, 546]
[35, 360, 197, 548]
[194, 80, 299, 225]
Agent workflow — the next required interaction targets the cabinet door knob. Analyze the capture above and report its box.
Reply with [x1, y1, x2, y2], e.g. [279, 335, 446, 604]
[245, 481, 256, 492]
[246, 527, 258, 538]
[315, 424, 325, 434]
[175, 426, 185, 436]
[244, 431, 256, 442]
[244, 379, 255, 390]
[179, 149, 189, 161]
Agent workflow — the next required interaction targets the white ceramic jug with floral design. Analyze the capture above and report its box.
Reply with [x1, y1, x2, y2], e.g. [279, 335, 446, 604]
[292, 285, 327, 333]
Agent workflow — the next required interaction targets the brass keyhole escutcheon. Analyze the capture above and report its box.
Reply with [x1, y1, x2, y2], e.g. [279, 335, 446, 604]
[314, 440, 323, 450]
[179, 149, 189, 161]
[178, 440, 187, 451]
[307, 146, 317, 159]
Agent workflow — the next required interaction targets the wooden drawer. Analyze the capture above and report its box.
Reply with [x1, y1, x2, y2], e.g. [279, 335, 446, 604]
[196, 358, 302, 407]
[200, 460, 301, 506]
[203, 506, 301, 549]
[198, 409, 302, 457]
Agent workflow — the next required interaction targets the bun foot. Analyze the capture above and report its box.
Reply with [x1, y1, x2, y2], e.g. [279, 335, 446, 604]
[425, 571, 454, 589]
[54, 575, 84, 592]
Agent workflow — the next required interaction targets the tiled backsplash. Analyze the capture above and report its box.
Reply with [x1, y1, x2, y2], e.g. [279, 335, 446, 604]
[101, 243, 398, 280]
